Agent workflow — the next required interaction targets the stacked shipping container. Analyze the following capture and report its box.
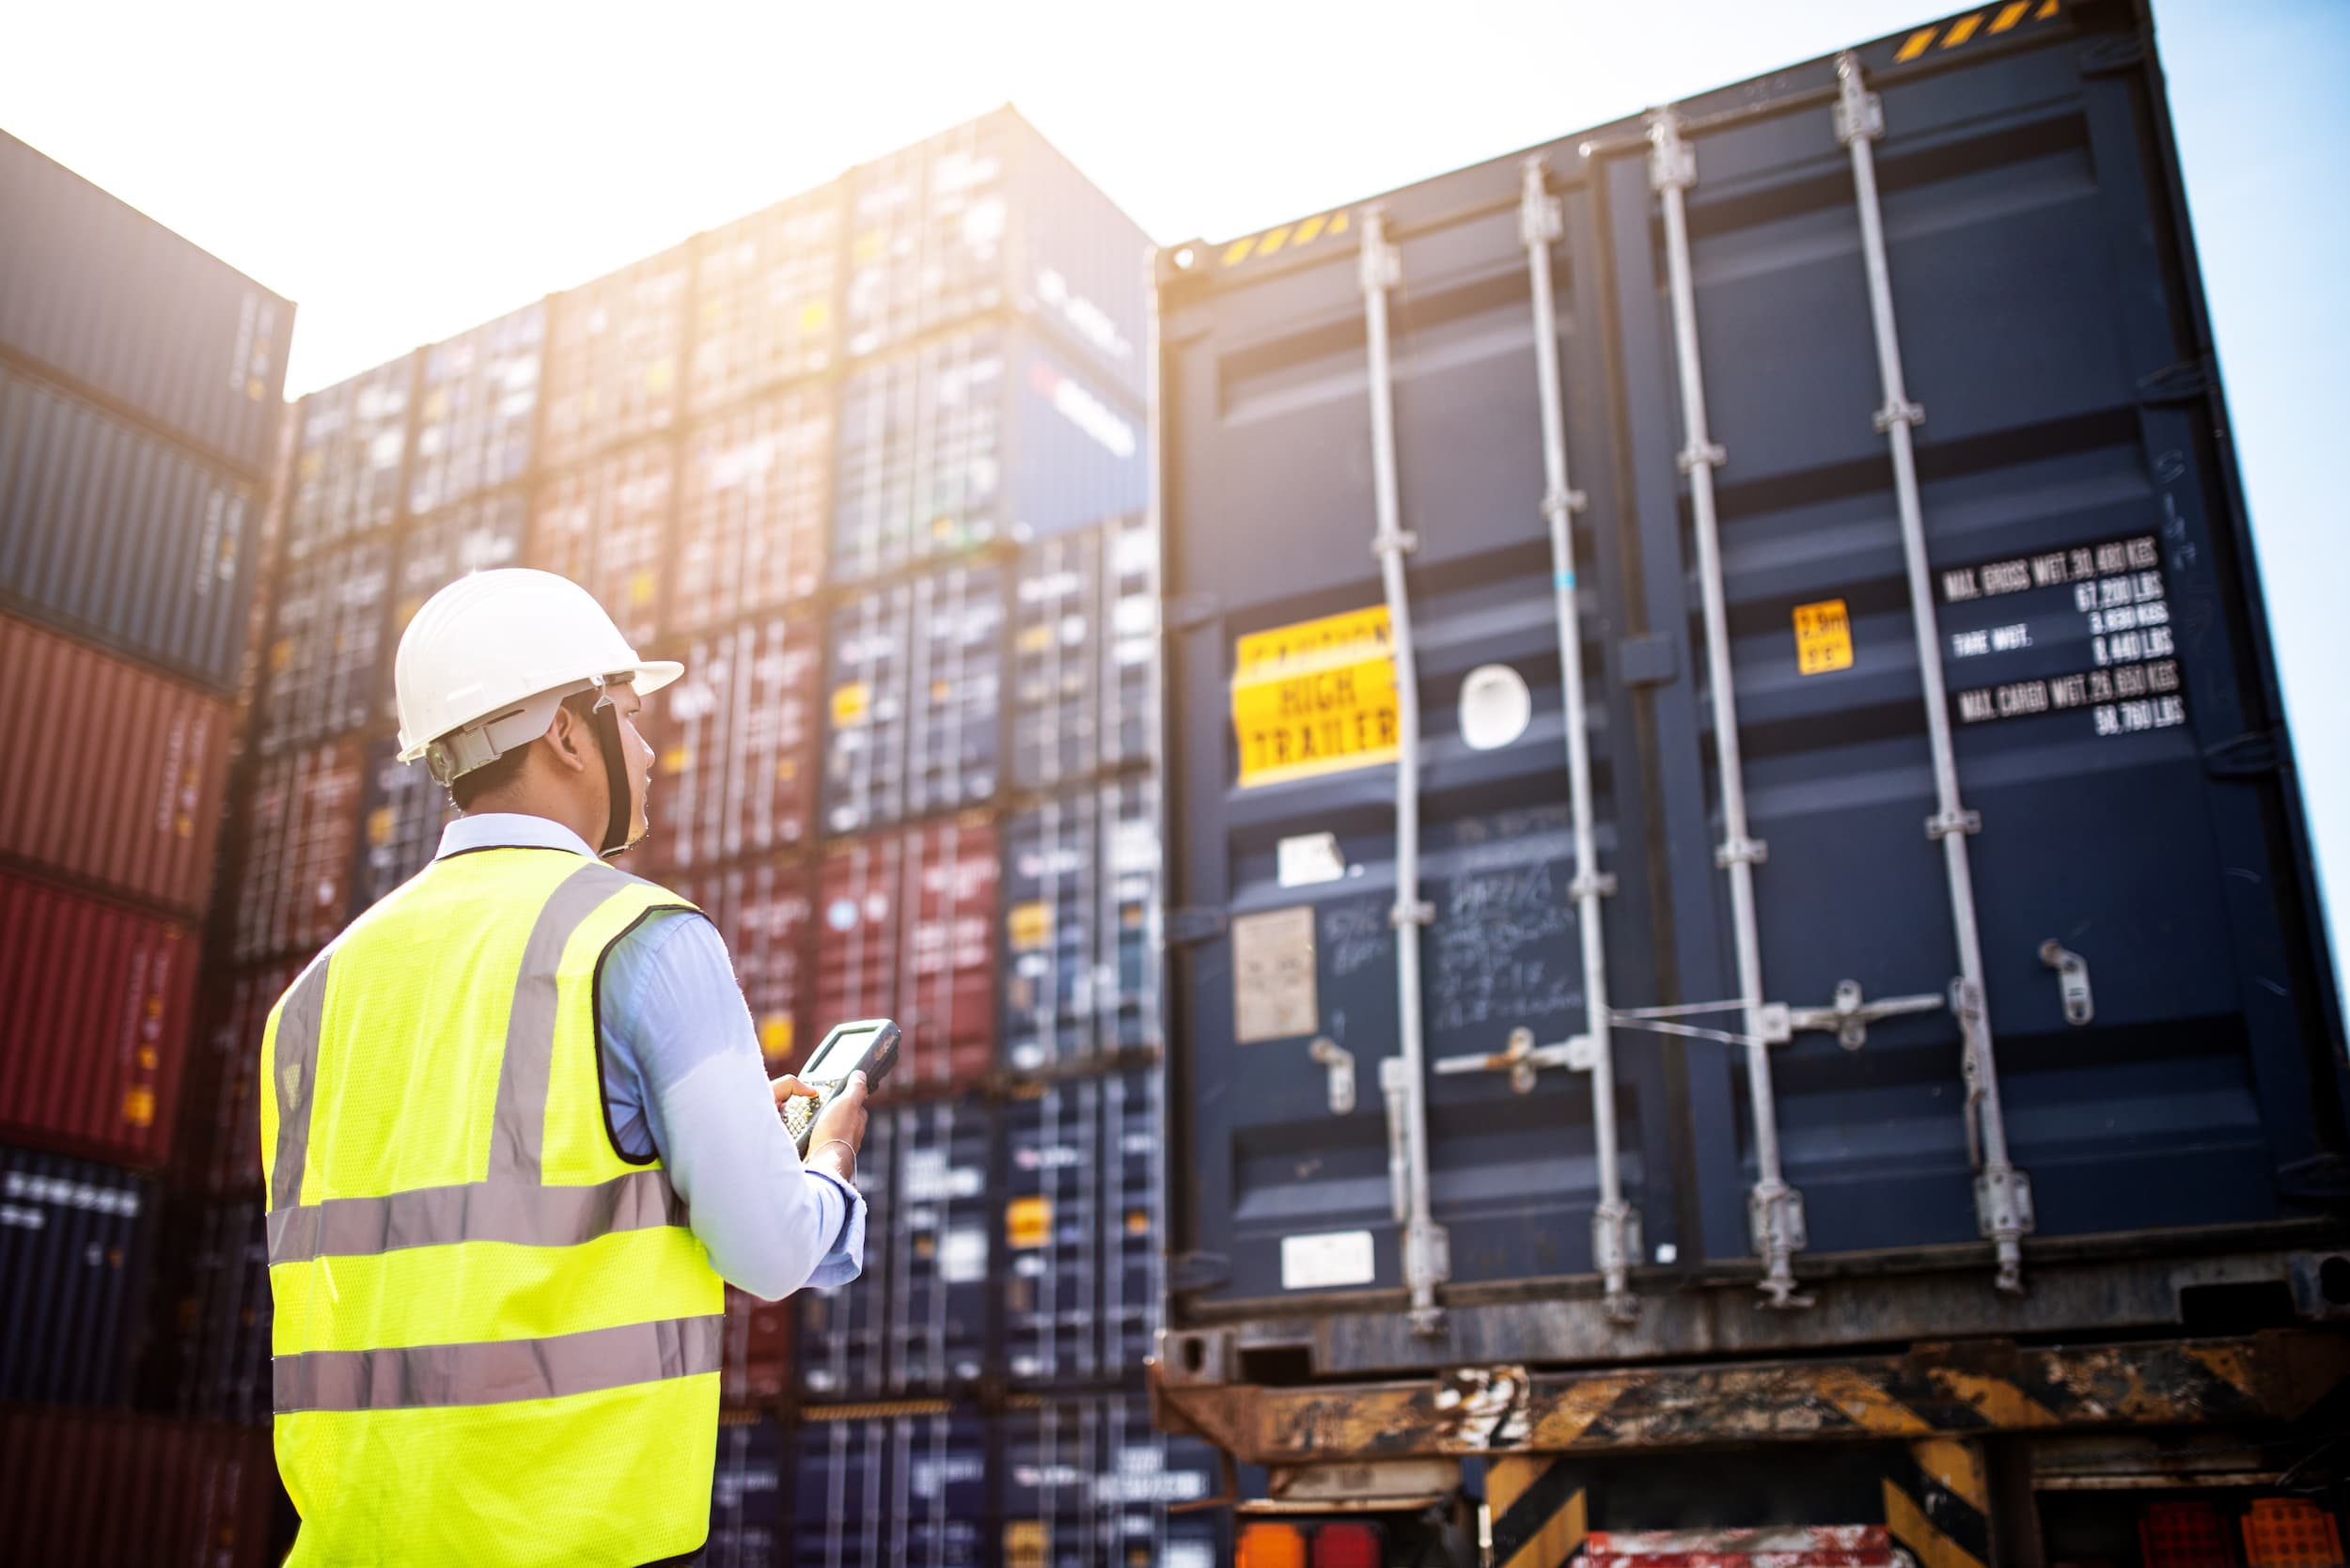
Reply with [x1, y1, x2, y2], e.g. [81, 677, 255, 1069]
[154, 104, 1197, 1561]
[0, 127, 297, 1560]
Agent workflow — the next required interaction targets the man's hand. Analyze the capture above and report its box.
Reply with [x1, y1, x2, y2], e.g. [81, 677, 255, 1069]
[774, 1071, 870, 1184]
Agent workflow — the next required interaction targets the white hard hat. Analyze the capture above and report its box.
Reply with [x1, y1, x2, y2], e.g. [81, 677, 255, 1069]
[394, 569, 682, 782]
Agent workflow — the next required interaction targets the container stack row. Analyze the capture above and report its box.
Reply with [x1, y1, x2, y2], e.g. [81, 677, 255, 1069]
[0, 127, 296, 1563]
[160, 106, 1207, 1561]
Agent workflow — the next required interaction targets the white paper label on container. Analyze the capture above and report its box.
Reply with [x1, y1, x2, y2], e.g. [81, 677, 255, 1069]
[1281, 1229, 1376, 1291]
[1232, 906, 1317, 1043]
[1458, 664, 1533, 751]
[1167, 1545, 1216, 1568]
[1277, 833, 1347, 888]
[941, 1226, 989, 1284]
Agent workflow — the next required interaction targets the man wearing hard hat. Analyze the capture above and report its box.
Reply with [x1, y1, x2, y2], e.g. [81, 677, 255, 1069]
[258, 568, 868, 1567]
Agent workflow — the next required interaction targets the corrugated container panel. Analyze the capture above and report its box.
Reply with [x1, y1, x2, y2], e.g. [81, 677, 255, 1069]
[998, 1393, 1223, 1568]
[541, 245, 691, 469]
[0, 611, 231, 915]
[0, 876, 199, 1166]
[823, 562, 1004, 837]
[1010, 513, 1154, 792]
[816, 823, 1002, 1097]
[642, 611, 821, 875]
[183, 959, 305, 1197]
[1001, 779, 1160, 1075]
[832, 321, 1143, 582]
[673, 384, 832, 633]
[719, 1287, 791, 1409]
[0, 363, 259, 691]
[231, 740, 363, 962]
[710, 1416, 786, 1568]
[0, 1147, 154, 1405]
[171, 1199, 270, 1426]
[385, 489, 529, 719]
[0, 129, 291, 474]
[842, 108, 1147, 400]
[674, 856, 813, 1074]
[792, 1406, 990, 1568]
[409, 302, 544, 515]
[796, 1109, 893, 1400]
[286, 355, 413, 560]
[0, 1406, 278, 1568]
[1002, 1070, 1165, 1389]
[256, 535, 390, 754]
[358, 740, 453, 911]
[529, 437, 676, 648]
[886, 1098, 994, 1393]
[691, 188, 839, 416]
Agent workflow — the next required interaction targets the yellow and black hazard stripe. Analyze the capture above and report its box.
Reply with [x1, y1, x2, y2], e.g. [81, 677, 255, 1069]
[1219, 210, 1352, 270]
[1485, 1455, 1588, 1568]
[1883, 1437, 1993, 1568]
[1893, 0, 2060, 63]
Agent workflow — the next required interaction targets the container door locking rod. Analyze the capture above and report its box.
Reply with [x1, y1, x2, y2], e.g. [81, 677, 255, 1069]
[1837, 55, 2033, 1294]
[1358, 207, 1450, 1338]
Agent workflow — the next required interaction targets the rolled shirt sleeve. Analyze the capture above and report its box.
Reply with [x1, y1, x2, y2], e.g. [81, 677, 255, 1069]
[598, 909, 865, 1299]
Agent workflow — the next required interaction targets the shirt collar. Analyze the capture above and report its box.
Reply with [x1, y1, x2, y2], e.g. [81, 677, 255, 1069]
[435, 812, 599, 861]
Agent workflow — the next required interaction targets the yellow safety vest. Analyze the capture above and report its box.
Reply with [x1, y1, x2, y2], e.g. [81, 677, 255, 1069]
[261, 847, 726, 1567]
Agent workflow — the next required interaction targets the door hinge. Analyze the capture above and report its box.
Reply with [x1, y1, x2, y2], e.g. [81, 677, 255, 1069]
[1617, 634, 1678, 688]
[1164, 907, 1229, 947]
[1168, 1251, 1232, 1294]
[2138, 355, 2217, 405]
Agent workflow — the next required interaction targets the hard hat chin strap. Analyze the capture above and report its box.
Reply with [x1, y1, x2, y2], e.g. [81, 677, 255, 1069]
[588, 691, 636, 860]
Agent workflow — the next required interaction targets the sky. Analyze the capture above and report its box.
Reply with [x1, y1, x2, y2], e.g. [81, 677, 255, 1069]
[6, 0, 2344, 996]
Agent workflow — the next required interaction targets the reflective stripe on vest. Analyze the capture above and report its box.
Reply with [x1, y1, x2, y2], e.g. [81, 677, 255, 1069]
[262, 851, 725, 1568]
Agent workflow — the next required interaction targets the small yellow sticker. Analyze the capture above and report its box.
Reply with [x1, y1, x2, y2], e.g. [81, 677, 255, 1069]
[1006, 1195, 1052, 1249]
[758, 1014, 793, 1066]
[1793, 599, 1855, 676]
[1007, 900, 1052, 952]
[121, 1087, 156, 1128]
[830, 682, 870, 728]
[366, 807, 394, 846]
[1231, 606, 1400, 787]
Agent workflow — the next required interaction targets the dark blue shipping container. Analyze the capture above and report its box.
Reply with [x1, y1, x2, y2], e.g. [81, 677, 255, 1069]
[1154, 0, 2347, 1363]
[832, 321, 1143, 582]
[286, 355, 414, 561]
[356, 738, 454, 911]
[0, 130, 291, 476]
[255, 535, 391, 756]
[1010, 513, 1156, 793]
[170, 1199, 270, 1427]
[823, 561, 1005, 836]
[0, 1147, 154, 1406]
[792, 1407, 990, 1568]
[389, 489, 529, 648]
[709, 1416, 784, 1568]
[886, 1099, 994, 1394]
[0, 363, 259, 693]
[999, 1392, 1223, 1568]
[1001, 780, 1161, 1075]
[842, 106, 1149, 403]
[796, 1109, 894, 1401]
[409, 304, 543, 516]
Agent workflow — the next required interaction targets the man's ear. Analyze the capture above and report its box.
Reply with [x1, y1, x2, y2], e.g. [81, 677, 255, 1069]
[544, 702, 593, 776]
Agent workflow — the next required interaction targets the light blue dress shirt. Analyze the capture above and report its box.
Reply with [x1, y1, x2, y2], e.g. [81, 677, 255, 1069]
[436, 814, 864, 1299]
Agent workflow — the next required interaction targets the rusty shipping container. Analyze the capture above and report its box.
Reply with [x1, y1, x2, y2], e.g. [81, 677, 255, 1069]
[720, 1287, 791, 1408]
[229, 739, 364, 963]
[0, 611, 231, 915]
[672, 384, 832, 633]
[672, 857, 815, 1075]
[0, 361, 260, 692]
[642, 612, 821, 874]
[409, 302, 543, 515]
[540, 245, 691, 470]
[285, 354, 413, 561]
[690, 188, 839, 417]
[0, 129, 291, 475]
[255, 534, 390, 755]
[529, 438, 677, 649]
[0, 871, 199, 1166]
[0, 1146, 155, 1405]
[814, 819, 998, 1094]
[0, 1405, 279, 1568]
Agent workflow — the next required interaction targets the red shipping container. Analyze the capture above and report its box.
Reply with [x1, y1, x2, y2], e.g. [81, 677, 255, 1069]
[231, 739, 364, 963]
[183, 957, 308, 1195]
[529, 439, 676, 649]
[720, 1284, 791, 1407]
[815, 817, 996, 1094]
[0, 1406, 277, 1568]
[641, 613, 820, 875]
[675, 856, 814, 1074]
[0, 870, 200, 1166]
[0, 611, 231, 916]
[672, 385, 832, 633]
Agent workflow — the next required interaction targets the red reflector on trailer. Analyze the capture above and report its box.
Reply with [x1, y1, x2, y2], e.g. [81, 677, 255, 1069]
[1310, 1520, 1384, 1568]
[2242, 1497, 2344, 1568]
[2139, 1499, 2232, 1568]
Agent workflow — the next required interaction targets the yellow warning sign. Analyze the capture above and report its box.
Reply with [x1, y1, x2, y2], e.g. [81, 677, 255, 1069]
[1231, 606, 1400, 787]
[1793, 599, 1855, 676]
[1006, 1195, 1052, 1249]
[1007, 900, 1052, 952]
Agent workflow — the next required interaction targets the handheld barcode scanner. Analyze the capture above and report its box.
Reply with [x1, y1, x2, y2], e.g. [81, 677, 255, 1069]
[781, 1019, 901, 1156]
